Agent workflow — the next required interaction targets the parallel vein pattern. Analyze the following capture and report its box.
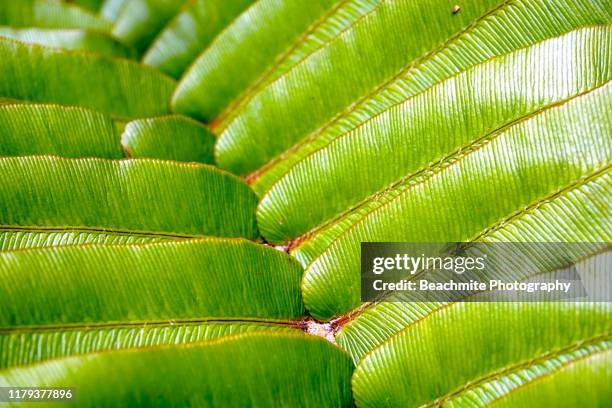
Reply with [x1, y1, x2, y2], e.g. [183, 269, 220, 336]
[0, 239, 305, 367]
[0, 156, 259, 246]
[0, 333, 355, 407]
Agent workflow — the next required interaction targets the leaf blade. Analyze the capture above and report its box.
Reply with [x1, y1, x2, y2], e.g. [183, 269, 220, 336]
[0, 239, 304, 328]
[0, 37, 175, 119]
[121, 115, 215, 164]
[351, 303, 612, 407]
[0, 333, 354, 407]
[0, 156, 259, 241]
[0, 104, 122, 158]
[257, 28, 612, 243]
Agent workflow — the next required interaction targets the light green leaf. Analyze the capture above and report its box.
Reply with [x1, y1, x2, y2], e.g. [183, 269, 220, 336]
[252, 0, 612, 196]
[0, 0, 111, 31]
[351, 302, 612, 407]
[172, 0, 381, 123]
[0, 333, 354, 407]
[0, 37, 175, 119]
[488, 350, 611, 408]
[1, 321, 298, 369]
[0, 239, 305, 366]
[299, 70, 611, 320]
[214, 0, 611, 176]
[100, 0, 126, 22]
[122, 115, 215, 164]
[338, 250, 612, 363]
[0, 156, 259, 245]
[257, 27, 612, 244]
[0, 104, 122, 158]
[143, 0, 255, 78]
[0, 27, 134, 57]
[112, 0, 185, 54]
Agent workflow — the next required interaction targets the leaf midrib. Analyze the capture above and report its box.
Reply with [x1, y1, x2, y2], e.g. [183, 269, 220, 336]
[0, 225, 200, 240]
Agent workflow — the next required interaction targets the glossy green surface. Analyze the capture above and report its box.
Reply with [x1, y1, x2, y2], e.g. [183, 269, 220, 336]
[0, 1, 609, 405]
[112, 0, 184, 53]
[250, 0, 612, 195]
[143, 0, 254, 78]
[122, 115, 215, 163]
[0, 104, 122, 158]
[0, 37, 175, 119]
[0, 0, 111, 31]
[300, 69, 611, 319]
[0, 239, 305, 367]
[215, 0, 610, 176]
[0, 156, 259, 241]
[352, 303, 612, 407]
[1, 321, 299, 369]
[0, 333, 354, 407]
[0, 28, 134, 57]
[0, 239, 304, 326]
[173, 0, 381, 123]
[258, 28, 612, 244]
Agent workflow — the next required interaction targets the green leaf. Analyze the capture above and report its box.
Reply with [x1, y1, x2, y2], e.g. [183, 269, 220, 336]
[172, 0, 381, 123]
[0, 238, 303, 326]
[488, 350, 611, 407]
[257, 27, 612, 244]
[337, 250, 612, 363]
[0, 156, 259, 246]
[70, 0, 105, 13]
[0, 28, 134, 57]
[143, 0, 255, 78]
[0, 0, 111, 31]
[251, 0, 612, 196]
[0, 37, 175, 119]
[112, 0, 184, 54]
[0, 104, 123, 158]
[1, 321, 298, 369]
[351, 302, 612, 407]
[213, 0, 611, 176]
[122, 115, 215, 164]
[299, 72, 611, 320]
[100, 0, 126, 22]
[0, 230, 171, 252]
[0, 333, 354, 407]
[0, 239, 305, 366]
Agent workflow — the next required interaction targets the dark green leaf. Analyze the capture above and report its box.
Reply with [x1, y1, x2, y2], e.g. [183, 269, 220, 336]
[351, 302, 611, 407]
